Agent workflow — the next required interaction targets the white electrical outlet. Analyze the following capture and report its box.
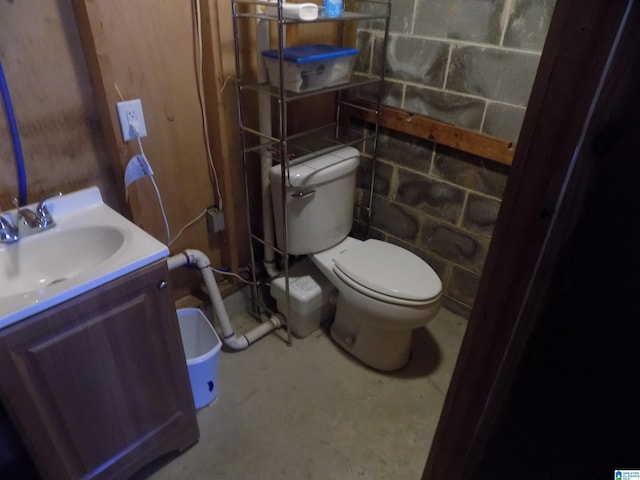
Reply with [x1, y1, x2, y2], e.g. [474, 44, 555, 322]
[116, 99, 147, 141]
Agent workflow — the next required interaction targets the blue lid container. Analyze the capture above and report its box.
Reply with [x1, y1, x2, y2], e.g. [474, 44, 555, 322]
[261, 44, 359, 64]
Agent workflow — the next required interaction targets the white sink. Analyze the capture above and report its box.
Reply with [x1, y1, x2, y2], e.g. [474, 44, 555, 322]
[0, 187, 169, 329]
[0, 226, 125, 298]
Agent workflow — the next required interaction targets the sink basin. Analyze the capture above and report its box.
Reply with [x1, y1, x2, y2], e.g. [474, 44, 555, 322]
[0, 226, 125, 298]
[0, 187, 169, 329]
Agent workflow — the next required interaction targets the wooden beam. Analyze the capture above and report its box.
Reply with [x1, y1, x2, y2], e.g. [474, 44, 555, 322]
[201, 0, 248, 276]
[345, 100, 515, 165]
[70, 0, 128, 210]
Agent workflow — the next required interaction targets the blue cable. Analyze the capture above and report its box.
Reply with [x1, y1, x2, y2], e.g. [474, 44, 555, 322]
[0, 58, 27, 206]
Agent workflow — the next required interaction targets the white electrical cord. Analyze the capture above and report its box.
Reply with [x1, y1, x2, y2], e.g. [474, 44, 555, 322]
[150, 177, 171, 246]
[169, 207, 207, 246]
[210, 266, 256, 285]
[193, 0, 224, 212]
[135, 135, 171, 245]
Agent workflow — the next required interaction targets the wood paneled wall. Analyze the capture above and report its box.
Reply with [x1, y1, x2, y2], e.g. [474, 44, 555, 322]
[71, 0, 250, 297]
[72, 1, 227, 259]
[0, 1, 116, 210]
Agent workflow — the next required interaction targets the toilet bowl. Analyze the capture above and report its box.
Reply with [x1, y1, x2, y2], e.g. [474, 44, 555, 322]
[311, 236, 441, 370]
[270, 146, 443, 371]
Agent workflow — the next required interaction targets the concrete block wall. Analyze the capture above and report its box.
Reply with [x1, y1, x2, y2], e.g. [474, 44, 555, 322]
[350, 1, 555, 315]
[352, 128, 509, 317]
[356, 0, 556, 143]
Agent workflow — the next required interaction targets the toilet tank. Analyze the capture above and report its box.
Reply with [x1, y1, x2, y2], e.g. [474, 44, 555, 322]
[270, 147, 360, 255]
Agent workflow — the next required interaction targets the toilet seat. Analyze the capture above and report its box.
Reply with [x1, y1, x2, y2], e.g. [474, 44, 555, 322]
[333, 239, 441, 306]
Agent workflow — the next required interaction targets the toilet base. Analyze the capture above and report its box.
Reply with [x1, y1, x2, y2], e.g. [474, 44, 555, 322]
[330, 295, 412, 371]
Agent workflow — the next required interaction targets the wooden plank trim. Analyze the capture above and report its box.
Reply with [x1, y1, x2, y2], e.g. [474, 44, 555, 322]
[71, 0, 129, 212]
[344, 100, 515, 165]
[201, 0, 243, 276]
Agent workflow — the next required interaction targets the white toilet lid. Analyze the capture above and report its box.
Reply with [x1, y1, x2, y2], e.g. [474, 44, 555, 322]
[333, 239, 442, 301]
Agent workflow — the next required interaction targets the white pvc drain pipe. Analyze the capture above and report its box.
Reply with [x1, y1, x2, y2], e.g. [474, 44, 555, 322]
[167, 249, 281, 350]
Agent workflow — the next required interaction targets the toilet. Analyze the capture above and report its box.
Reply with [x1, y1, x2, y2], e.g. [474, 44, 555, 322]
[270, 147, 442, 371]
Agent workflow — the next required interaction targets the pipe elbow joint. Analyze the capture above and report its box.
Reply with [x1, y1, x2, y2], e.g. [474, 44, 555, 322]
[184, 248, 210, 269]
[224, 334, 249, 350]
[264, 260, 280, 279]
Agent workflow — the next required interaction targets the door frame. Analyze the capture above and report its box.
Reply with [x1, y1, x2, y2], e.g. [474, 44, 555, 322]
[422, 1, 637, 478]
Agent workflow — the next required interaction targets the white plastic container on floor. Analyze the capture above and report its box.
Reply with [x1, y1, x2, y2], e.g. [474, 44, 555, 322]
[270, 258, 336, 337]
[177, 308, 221, 409]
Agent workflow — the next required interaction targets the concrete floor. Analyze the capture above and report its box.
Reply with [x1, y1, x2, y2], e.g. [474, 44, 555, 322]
[141, 293, 466, 480]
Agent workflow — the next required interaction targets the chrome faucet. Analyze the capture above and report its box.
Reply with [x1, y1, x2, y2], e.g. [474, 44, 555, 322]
[17, 207, 43, 228]
[0, 214, 19, 243]
[1, 192, 63, 243]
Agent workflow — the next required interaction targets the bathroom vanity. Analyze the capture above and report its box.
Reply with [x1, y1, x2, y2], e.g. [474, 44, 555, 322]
[0, 188, 199, 478]
[0, 261, 199, 479]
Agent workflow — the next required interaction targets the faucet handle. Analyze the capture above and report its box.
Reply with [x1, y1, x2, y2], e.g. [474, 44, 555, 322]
[17, 208, 42, 228]
[10, 197, 38, 229]
[36, 192, 62, 225]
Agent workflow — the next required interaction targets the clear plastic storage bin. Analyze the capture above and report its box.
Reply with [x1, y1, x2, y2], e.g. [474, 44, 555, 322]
[262, 44, 358, 93]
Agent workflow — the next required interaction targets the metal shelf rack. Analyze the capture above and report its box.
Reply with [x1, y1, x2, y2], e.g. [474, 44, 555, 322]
[231, 0, 391, 345]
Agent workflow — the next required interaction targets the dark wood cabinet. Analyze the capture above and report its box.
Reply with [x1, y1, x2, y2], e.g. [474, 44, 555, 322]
[0, 261, 199, 479]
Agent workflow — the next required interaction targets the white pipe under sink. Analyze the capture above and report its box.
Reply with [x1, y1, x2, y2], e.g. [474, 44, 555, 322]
[167, 249, 281, 350]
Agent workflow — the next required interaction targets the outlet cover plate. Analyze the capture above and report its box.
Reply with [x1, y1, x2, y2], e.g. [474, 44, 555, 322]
[116, 99, 147, 141]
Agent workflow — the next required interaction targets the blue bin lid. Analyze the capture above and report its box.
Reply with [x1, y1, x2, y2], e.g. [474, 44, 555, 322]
[261, 44, 358, 64]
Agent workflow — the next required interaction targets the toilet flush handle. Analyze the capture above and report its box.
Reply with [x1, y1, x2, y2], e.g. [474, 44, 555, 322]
[291, 190, 315, 199]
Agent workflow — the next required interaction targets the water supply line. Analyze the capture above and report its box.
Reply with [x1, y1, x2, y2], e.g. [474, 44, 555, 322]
[167, 249, 281, 350]
[0, 58, 27, 206]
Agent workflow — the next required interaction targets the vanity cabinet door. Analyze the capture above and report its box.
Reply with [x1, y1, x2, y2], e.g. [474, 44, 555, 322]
[0, 261, 199, 480]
